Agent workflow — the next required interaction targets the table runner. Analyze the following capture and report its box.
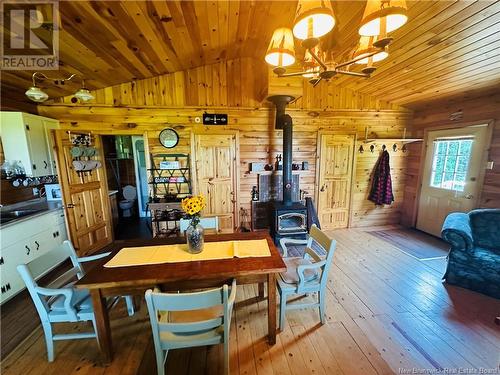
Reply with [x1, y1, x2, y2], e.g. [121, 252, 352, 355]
[104, 239, 271, 268]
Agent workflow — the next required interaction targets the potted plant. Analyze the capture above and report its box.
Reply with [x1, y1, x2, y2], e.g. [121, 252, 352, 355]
[181, 194, 207, 254]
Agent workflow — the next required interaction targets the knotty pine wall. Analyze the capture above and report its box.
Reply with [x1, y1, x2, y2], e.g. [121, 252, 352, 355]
[38, 105, 413, 228]
[410, 92, 500, 215]
[38, 57, 414, 228]
[50, 57, 404, 112]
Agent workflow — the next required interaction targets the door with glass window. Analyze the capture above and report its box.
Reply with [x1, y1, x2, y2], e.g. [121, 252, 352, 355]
[416, 125, 489, 236]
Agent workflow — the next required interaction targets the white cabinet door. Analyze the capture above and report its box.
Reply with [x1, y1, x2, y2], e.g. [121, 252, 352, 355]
[42, 118, 59, 175]
[0, 112, 59, 177]
[26, 229, 60, 279]
[0, 210, 68, 304]
[23, 114, 51, 177]
[0, 240, 30, 303]
[0, 112, 32, 176]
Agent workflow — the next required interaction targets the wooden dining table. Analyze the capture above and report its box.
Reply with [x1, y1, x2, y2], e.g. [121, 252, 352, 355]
[75, 231, 286, 363]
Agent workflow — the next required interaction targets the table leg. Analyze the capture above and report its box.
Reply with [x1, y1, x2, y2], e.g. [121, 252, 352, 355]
[258, 282, 265, 300]
[90, 289, 113, 363]
[267, 273, 277, 345]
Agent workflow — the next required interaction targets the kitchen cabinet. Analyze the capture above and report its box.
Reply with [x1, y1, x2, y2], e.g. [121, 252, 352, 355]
[0, 112, 59, 177]
[0, 209, 68, 304]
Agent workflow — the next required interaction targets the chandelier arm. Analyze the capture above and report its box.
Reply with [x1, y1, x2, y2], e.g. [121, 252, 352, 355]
[277, 71, 311, 77]
[32, 72, 49, 85]
[336, 70, 370, 78]
[335, 49, 382, 69]
[32, 72, 82, 84]
[64, 74, 78, 82]
[307, 48, 328, 70]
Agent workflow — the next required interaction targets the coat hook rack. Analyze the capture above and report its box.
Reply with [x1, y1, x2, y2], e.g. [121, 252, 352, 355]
[382, 144, 386, 151]
[358, 145, 364, 153]
[392, 143, 398, 152]
[402, 144, 408, 153]
[370, 144, 375, 153]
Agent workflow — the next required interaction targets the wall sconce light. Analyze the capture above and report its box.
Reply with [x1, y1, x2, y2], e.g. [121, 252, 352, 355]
[25, 72, 95, 103]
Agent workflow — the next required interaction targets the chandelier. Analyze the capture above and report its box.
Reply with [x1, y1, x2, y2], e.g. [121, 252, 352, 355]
[25, 72, 95, 103]
[265, 0, 408, 86]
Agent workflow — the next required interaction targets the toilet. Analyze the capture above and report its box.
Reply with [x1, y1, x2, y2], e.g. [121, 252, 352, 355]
[119, 185, 137, 217]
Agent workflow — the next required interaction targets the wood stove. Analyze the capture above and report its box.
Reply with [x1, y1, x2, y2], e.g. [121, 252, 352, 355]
[268, 95, 308, 243]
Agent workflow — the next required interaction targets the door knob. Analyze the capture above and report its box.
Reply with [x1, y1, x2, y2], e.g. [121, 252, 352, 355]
[320, 185, 326, 192]
[464, 194, 473, 199]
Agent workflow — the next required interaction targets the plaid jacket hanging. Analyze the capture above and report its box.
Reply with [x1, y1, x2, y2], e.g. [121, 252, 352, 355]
[368, 150, 394, 205]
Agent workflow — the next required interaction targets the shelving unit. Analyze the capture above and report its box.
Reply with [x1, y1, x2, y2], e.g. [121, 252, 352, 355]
[148, 153, 192, 201]
[147, 153, 191, 238]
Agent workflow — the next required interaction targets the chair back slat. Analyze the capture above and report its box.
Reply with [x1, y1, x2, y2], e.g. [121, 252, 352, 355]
[17, 264, 51, 315]
[179, 216, 219, 234]
[145, 281, 236, 350]
[45, 268, 80, 289]
[148, 287, 225, 311]
[309, 225, 332, 253]
[158, 317, 223, 333]
[304, 247, 322, 262]
[306, 225, 337, 286]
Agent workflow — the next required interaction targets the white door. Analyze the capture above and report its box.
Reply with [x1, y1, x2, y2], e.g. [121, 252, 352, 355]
[416, 125, 490, 236]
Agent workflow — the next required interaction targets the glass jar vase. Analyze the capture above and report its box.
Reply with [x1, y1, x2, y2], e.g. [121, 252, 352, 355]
[186, 222, 204, 254]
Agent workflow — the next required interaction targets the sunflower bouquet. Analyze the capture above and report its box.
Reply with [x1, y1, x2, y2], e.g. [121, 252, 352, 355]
[181, 194, 206, 226]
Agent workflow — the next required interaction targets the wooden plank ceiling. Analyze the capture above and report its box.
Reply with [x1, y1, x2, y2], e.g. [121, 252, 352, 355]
[2, 0, 500, 109]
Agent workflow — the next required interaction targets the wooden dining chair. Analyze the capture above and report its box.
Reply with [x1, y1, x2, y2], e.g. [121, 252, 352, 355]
[17, 240, 135, 361]
[145, 279, 237, 375]
[277, 224, 337, 329]
[179, 216, 219, 234]
[64, 240, 135, 316]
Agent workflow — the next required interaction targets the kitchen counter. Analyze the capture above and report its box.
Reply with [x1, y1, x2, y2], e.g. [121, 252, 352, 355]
[0, 198, 64, 228]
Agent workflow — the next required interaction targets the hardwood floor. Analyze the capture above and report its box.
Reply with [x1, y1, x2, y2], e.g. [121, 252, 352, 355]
[367, 227, 449, 260]
[2, 228, 499, 374]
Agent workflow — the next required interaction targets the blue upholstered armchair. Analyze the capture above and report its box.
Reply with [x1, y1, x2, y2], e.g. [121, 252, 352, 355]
[441, 209, 500, 299]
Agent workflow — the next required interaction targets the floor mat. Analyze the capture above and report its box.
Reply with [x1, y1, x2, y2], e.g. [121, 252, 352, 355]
[367, 228, 449, 260]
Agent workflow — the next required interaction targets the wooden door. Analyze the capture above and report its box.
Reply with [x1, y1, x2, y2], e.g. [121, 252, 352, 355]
[317, 134, 355, 229]
[416, 125, 489, 236]
[54, 131, 113, 256]
[194, 133, 238, 233]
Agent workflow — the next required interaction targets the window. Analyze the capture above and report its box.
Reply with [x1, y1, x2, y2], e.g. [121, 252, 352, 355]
[430, 139, 473, 192]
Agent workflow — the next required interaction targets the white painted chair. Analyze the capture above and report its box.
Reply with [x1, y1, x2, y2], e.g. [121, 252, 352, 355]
[277, 225, 337, 329]
[145, 279, 237, 375]
[17, 240, 135, 361]
[179, 216, 219, 234]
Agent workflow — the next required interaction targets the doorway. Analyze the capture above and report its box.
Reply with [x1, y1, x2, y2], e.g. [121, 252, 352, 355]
[416, 124, 490, 237]
[101, 135, 150, 240]
[316, 134, 355, 229]
[193, 132, 239, 233]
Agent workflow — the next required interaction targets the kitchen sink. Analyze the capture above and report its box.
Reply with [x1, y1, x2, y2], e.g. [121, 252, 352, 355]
[1, 209, 44, 221]
[3, 209, 43, 217]
[0, 216, 15, 224]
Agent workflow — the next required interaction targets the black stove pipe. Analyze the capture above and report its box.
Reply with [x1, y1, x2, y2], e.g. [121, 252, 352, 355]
[281, 114, 293, 206]
[268, 95, 295, 206]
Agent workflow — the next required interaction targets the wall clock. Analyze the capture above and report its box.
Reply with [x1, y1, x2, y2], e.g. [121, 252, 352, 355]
[159, 128, 179, 148]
